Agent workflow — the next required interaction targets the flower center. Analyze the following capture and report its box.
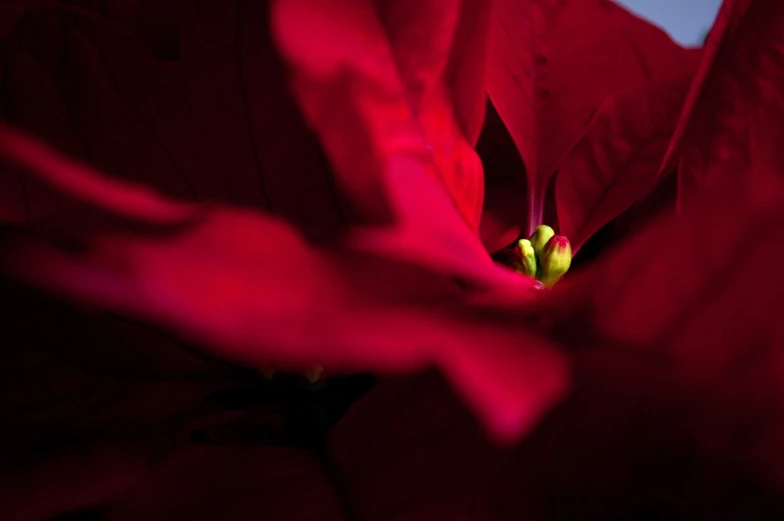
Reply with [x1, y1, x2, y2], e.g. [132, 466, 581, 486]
[513, 225, 572, 288]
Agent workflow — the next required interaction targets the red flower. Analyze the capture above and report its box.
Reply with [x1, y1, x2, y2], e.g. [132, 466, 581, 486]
[1, 0, 783, 519]
[481, 0, 701, 252]
[0, 0, 559, 441]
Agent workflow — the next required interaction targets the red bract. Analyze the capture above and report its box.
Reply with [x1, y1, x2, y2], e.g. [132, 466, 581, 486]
[527, 0, 784, 492]
[484, 0, 701, 251]
[660, 0, 784, 204]
[0, 0, 562, 446]
[0, 123, 564, 442]
[272, 0, 489, 230]
[538, 175, 784, 496]
[1, 2, 352, 238]
[0, 2, 555, 450]
[0, 150, 568, 519]
[2, 373, 507, 521]
[2, 0, 784, 519]
[553, 74, 693, 250]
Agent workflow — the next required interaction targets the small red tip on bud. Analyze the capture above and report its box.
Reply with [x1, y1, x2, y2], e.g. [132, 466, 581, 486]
[539, 235, 572, 288]
[548, 236, 570, 250]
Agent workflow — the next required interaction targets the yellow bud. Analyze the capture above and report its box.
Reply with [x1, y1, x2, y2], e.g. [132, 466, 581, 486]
[529, 225, 555, 257]
[539, 235, 572, 288]
[513, 239, 537, 278]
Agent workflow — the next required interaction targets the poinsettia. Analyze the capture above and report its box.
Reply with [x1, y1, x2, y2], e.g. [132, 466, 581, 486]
[1, 0, 783, 520]
[481, 0, 701, 253]
[0, 0, 693, 441]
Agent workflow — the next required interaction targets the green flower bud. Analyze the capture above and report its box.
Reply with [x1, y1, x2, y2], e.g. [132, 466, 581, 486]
[529, 225, 555, 258]
[513, 238, 537, 278]
[539, 235, 572, 288]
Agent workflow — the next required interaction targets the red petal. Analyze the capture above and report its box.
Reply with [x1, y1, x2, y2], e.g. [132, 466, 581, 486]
[555, 74, 693, 252]
[272, 0, 518, 291]
[1, 128, 566, 442]
[477, 101, 529, 253]
[378, 0, 487, 228]
[447, 0, 493, 146]
[272, 0, 485, 230]
[661, 0, 784, 205]
[0, 279, 239, 521]
[487, 0, 699, 233]
[1, 3, 348, 238]
[6, 375, 539, 520]
[488, 344, 784, 519]
[6, 210, 566, 441]
[104, 447, 346, 521]
[328, 373, 504, 520]
[346, 152, 540, 294]
[0, 443, 154, 521]
[546, 174, 784, 492]
[0, 124, 198, 223]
